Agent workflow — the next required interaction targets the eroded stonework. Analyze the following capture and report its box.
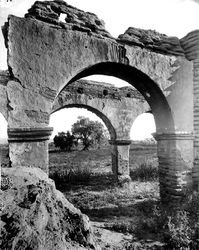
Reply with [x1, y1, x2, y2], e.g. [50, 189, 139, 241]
[25, 0, 112, 39]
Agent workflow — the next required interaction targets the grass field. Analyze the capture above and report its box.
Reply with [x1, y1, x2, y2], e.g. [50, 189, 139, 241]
[49, 144, 166, 249]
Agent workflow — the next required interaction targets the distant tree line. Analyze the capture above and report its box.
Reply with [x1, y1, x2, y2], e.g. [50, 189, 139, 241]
[53, 116, 108, 151]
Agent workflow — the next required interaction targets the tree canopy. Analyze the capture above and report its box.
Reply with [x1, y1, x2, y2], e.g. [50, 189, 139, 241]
[71, 116, 106, 150]
[53, 131, 76, 151]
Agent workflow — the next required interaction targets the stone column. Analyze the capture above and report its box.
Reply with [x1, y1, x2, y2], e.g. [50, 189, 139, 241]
[193, 59, 199, 191]
[8, 127, 53, 174]
[109, 139, 132, 185]
[154, 132, 194, 203]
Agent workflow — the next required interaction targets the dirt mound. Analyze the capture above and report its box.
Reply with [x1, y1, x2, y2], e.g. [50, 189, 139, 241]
[0, 167, 99, 250]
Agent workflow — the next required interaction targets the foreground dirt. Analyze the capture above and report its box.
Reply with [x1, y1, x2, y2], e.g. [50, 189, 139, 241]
[62, 179, 162, 250]
[47, 146, 164, 249]
[91, 221, 133, 249]
[92, 222, 165, 250]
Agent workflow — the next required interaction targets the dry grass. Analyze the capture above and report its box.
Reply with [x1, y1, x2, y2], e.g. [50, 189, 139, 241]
[49, 145, 164, 248]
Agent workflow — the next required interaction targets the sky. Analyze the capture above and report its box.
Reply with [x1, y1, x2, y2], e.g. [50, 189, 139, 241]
[0, 0, 199, 141]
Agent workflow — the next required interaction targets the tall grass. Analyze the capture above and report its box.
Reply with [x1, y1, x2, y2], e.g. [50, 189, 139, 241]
[49, 166, 92, 189]
[107, 191, 199, 249]
[130, 162, 159, 182]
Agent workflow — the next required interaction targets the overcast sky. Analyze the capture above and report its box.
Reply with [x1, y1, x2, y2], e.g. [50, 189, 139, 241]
[0, 0, 198, 140]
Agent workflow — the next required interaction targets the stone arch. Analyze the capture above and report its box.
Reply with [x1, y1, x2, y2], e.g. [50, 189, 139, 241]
[51, 78, 149, 184]
[54, 63, 191, 200]
[63, 62, 175, 135]
[52, 103, 116, 141]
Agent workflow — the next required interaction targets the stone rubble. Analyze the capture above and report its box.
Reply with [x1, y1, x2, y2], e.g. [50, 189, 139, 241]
[25, 0, 112, 39]
[0, 167, 99, 250]
[118, 27, 184, 56]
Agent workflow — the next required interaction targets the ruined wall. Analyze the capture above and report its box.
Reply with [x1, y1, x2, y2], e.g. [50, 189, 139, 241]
[53, 79, 148, 140]
[1, 0, 197, 199]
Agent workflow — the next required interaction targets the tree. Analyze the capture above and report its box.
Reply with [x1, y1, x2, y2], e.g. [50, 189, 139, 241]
[53, 131, 76, 151]
[71, 116, 105, 150]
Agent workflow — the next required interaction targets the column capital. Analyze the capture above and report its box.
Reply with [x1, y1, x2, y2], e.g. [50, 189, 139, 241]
[153, 132, 194, 141]
[8, 127, 53, 142]
[109, 139, 132, 145]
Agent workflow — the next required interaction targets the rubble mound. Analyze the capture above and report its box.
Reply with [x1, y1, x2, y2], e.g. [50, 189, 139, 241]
[118, 27, 184, 56]
[25, 0, 112, 39]
[0, 167, 98, 250]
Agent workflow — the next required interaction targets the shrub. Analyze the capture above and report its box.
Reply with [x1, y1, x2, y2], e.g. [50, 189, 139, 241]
[53, 131, 77, 151]
[130, 192, 199, 249]
[130, 162, 158, 182]
[164, 210, 194, 249]
[50, 166, 92, 189]
[105, 221, 135, 234]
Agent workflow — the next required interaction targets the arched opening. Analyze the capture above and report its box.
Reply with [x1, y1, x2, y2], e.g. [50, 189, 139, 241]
[52, 63, 174, 189]
[130, 113, 158, 180]
[56, 62, 176, 195]
[0, 112, 9, 167]
[48, 62, 181, 232]
[51, 104, 116, 141]
[130, 113, 156, 141]
[49, 105, 116, 189]
[51, 75, 150, 188]
[63, 62, 174, 134]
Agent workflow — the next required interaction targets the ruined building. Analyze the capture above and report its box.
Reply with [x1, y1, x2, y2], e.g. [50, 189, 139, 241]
[1, 1, 199, 249]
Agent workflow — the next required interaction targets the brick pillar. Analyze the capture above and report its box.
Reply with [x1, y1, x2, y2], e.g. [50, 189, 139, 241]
[109, 139, 132, 185]
[154, 132, 194, 203]
[8, 127, 53, 174]
[193, 59, 199, 190]
[180, 30, 199, 191]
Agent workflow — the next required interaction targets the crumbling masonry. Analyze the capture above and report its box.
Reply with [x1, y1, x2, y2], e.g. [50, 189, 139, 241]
[0, 0, 199, 202]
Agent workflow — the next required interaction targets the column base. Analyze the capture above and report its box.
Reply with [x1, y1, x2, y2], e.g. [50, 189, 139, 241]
[118, 174, 131, 187]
